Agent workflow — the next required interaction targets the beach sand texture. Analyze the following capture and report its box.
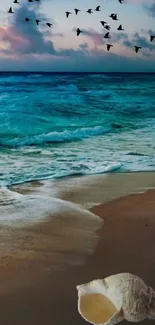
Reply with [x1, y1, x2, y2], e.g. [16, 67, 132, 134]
[0, 172, 155, 325]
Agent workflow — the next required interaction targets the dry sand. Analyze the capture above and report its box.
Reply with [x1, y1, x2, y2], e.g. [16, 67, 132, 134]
[0, 172, 155, 325]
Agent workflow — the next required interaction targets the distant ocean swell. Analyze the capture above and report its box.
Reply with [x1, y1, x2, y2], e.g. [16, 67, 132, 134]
[0, 72, 155, 187]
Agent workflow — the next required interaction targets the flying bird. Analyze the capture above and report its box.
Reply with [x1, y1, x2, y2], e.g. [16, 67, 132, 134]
[117, 24, 124, 31]
[150, 35, 155, 42]
[104, 32, 110, 39]
[76, 28, 82, 36]
[46, 23, 52, 27]
[8, 7, 14, 13]
[110, 13, 118, 20]
[25, 17, 30, 22]
[118, 0, 124, 3]
[66, 11, 72, 18]
[28, 0, 33, 2]
[13, 0, 19, 3]
[74, 9, 80, 15]
[35, 19, 41, 25]
[109, 13, 115, 18]
[106, 44, 113, 51]
[112, 14, 118, 20]
[104, 25, 111, 31]
[134, 46, 141, 53]
[87, 9, 93, 14]
[100, 21, 107, 27]
[95, 6, 101, 11]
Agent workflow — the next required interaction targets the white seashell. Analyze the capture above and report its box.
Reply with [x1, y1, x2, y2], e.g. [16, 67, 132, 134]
[76, 273, 155, 325]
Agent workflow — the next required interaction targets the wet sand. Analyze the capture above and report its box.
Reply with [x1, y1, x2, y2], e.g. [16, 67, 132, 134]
[12, 171, 155, 208]
[0, 172, 155, 325]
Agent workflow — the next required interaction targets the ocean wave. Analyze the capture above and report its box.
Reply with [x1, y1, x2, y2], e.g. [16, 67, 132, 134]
[90, 74, 111, 79]
[46, 163, 122, 179]
[27, 74, 43, 78]
[57, 84, 79, 93]
[0, 126, 113, 147]
[88, 162, 122, 174]
[0, 162, 122, 187]
[85, 89, 114, 98]
[0, 76, 25, 85]
[127, 152, 149, 157]
[50, 162, 122, 178]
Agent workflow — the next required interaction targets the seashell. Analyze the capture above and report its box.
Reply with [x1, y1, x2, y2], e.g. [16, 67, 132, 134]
[76, 273, 155, 325]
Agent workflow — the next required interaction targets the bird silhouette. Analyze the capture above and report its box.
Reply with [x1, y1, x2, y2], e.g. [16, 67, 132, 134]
[66, 11, 72, 18]
[109, 13, 115, 18]
[25, 17, 30, 22]
[100, 21, 107, 27]
[8, 7, 14, 13]
[87, 9, 93, 14]
[13, 0, 19, 3]
[104, 25, 111, 31]
[74, 9, 80, 15]
[118, 0, 124, 3]
[106, 44, 113, 51]
[95, 6, 101, 11]
[112, 14, 118, 20]
[150, 35, 155, 42]
[28, 0, 33, 2]
[46, 23, 52, 27]
[104, 32, 110, 39]
[134, 46, 141, 53]
[110, 13, 118, 20]
[35, 19, 41, 25]
[117, 24, 124, 31]
[76, 28, 82, 36]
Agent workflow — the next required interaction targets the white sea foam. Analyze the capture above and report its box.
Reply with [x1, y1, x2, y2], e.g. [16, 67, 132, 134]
[0, 186, 102, 228]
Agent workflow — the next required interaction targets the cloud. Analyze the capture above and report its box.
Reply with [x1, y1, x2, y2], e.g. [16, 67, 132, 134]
[0, 47, 155, 72]
[101, 29, 155, 52]
[72, 28, 130, 49]
[0, 0, 155, 72]
[82, 29, 104, 46]
[79, 43, 89, 50]
[146, 2, 155, 17]
[72, 27, 155, 53]
[119, 31, 155, 51]
[0, 4, 82, 58]
[0, 5, 57, 55]
[72, 27, 105, 47]
[132, 32, 155, 50]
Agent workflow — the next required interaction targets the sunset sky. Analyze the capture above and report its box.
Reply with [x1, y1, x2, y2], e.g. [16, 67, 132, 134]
[0, 0, 155, 71]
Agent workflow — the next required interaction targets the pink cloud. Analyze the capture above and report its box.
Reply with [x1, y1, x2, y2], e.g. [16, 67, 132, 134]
[0, 26, 30, 51]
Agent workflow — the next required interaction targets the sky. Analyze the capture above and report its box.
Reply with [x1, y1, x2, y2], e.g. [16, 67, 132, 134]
[0, 0, 155, 71]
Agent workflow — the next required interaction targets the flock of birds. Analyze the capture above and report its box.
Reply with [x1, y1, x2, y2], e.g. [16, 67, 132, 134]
[7, 0, 155, 53]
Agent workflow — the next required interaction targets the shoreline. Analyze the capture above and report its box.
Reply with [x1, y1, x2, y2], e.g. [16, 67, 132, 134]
[6, 169, 155, 189]
[12, 171, 155, 209]
[0, 172, 155, 324]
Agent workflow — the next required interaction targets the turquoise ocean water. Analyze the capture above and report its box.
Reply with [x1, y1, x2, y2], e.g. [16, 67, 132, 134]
[0, 72, 155, 187]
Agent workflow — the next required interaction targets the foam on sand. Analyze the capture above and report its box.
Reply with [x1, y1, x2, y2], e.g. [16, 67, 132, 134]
[0, 186, 102, 274]
[77, 273, 155, 325]
[0, 186, 101, 227]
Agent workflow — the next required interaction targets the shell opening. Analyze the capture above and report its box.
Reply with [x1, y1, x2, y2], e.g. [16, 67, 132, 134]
[78, 292, 120, 324]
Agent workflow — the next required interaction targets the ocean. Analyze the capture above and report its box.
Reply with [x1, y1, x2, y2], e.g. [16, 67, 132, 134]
[0, 72, 155, 187]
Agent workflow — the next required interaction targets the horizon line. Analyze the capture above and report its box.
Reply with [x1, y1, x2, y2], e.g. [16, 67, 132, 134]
[0, 71, 155, 74]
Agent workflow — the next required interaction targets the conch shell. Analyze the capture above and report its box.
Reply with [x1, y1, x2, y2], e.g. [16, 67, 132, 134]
[76, 273, 155, 325]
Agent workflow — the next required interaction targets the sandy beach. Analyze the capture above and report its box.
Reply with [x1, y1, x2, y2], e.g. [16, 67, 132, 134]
[0, 172, 155, 325]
